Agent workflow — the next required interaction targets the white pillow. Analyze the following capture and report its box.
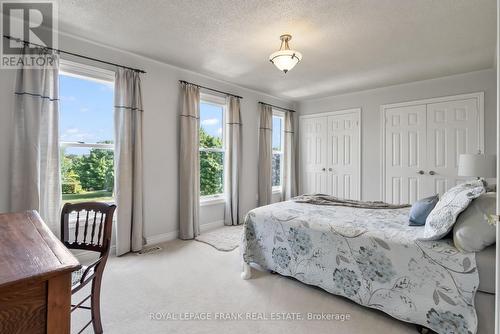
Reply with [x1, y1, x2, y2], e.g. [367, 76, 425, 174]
[453, 192, 496, 253]
[419, 180, 486, 241]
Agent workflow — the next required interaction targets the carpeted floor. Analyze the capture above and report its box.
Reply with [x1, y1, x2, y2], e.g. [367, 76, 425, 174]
[195, 225, 244, 251]
[72, 239, 417, 334]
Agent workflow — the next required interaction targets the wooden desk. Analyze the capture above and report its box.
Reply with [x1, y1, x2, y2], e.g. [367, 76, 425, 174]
[0, 210, 80, 334]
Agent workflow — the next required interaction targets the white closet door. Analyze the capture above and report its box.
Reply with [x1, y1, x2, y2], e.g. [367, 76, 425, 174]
[426, 99, 479, 196]
[300, 117, 328, 194]
[385, 105, 427, 204]
[326, 113, 360, 200]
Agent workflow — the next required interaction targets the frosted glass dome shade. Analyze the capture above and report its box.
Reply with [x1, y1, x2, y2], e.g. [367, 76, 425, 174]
[269, 50, 302, 73]
[269, 34, 302, 73]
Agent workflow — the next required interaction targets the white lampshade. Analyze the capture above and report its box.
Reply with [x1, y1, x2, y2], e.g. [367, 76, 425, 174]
[458, 154, 496, 178]
[269, 34, 302, 73]
[269, 50, 302, 73]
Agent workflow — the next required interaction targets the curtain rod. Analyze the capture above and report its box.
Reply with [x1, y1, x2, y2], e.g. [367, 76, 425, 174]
[179, 80, 243, 99]
[259, 101, 295, 113]
[3, 35, 146, 74]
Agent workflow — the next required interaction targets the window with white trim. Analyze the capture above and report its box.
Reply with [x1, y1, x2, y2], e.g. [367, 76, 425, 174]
[59, 61, 115, 204]
[199, 94, 226, 200]
[272, 111, 285, 191]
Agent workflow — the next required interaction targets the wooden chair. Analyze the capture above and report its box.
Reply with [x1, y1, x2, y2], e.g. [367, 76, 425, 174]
[61, 202, 116, 334]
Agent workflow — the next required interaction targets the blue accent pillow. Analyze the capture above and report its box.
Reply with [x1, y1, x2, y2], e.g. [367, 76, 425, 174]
[409, 195, 439, 226]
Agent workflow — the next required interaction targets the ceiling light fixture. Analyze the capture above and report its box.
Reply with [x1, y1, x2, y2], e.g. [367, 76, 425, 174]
[269, 34, 302, 73]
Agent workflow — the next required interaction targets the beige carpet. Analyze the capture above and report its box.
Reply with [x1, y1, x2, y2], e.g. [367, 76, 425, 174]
[72, 239, 416, 334]
[195, 225, 244, 251]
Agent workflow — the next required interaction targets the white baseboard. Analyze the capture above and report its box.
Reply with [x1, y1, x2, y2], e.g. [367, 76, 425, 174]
[73, 220, 226, 262]
[145, 230, 178, 245]
[200, 220, 225, 232]
[144, 220, 224, 245]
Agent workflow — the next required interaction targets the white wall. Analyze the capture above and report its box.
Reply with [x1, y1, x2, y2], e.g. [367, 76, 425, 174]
[0, 33, 294, 241]
[298, 69, 497, 201]
[0, 34, 495, 240]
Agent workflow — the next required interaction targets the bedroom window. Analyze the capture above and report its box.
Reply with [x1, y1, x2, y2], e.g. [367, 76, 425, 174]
[272, 111, 285, 192]
[59, 61, 115, 204]
[199, 94, 226, 201]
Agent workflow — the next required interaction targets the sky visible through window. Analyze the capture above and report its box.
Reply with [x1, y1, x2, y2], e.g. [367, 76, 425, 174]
[59, 73, 115, 203]
[272, 115, 282, 150]
[200, 102, 223, 141]
[59, 74, 114, 153]
[272, 115, 283, 188]
[199, 101, 225, 196]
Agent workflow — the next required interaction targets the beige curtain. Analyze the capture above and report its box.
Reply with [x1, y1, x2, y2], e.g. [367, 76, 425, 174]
[10, 48, 61, 232]
[224, 96, 242, 225]
[283, 111, 297, 200]
[114, 69, 144, 256]
[179, 83, 200, 239]
[258, 104, 273, 206]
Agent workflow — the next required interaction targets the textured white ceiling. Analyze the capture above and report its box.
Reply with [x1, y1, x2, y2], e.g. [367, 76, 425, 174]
[55, 0, 496, 100]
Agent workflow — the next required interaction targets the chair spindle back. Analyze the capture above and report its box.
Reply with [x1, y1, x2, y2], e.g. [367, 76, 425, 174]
[61, 202, 116, 255]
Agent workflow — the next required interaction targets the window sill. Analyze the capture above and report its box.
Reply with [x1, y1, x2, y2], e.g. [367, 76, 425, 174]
[200, 197, 226, 206]
[272, 188, 282, 194]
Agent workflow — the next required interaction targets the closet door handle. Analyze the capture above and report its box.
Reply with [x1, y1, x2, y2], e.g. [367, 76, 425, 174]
[322, 168, 326, 171]
[429, 171, 436, 175]
[417, 170, 425, 175]
[328, 168, 333, 172]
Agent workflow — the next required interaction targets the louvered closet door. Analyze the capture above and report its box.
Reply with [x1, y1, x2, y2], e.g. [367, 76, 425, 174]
[426, 99, 479, 196]
[326, 113, 360, 200]
[301, 117, 328, 194]
[385, 105, 427, 204]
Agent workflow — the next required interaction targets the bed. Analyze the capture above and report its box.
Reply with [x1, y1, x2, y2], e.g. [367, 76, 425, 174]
[240, 200, 495, 334]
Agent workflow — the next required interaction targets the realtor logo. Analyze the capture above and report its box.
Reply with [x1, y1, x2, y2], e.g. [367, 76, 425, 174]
[1, 1, 58, 68]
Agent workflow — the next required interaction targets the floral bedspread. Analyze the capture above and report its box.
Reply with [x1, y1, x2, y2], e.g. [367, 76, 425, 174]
[241, 201, 479, 334]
